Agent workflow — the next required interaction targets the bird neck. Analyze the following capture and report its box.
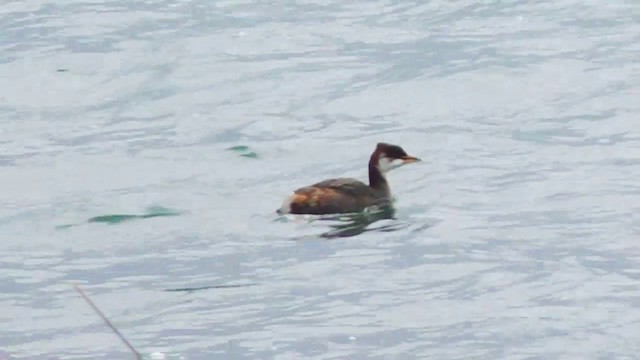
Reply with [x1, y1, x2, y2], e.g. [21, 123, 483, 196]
[368, 159, 390, 196]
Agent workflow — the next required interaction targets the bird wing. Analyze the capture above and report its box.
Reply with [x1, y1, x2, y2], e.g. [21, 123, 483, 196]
[310, 178, 372, 196]
[289, 178, 374, 214]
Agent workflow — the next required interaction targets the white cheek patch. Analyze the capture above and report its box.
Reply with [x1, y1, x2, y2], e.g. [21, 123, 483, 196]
[378, 157, 405, 173]
[378, 157, 392, 172]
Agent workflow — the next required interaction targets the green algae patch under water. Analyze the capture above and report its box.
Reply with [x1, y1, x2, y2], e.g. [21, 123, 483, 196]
[226, 145, 258, 159]
[164, 283, 256, 293]
[56, 206, 183, 229]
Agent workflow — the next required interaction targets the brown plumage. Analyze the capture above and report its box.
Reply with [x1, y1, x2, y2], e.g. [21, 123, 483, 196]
[277, 143, 420, 215]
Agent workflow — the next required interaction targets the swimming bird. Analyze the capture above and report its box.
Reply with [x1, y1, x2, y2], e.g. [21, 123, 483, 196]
[277, 143, 420, 215]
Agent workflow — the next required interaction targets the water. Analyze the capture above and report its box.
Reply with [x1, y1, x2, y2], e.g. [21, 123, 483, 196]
[1, 0, 639, 359]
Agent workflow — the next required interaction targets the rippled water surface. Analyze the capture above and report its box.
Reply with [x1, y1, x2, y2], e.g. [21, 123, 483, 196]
[2, 1, 640, 359]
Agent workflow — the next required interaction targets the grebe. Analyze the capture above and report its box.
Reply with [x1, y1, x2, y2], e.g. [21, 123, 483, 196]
[277, 143, 420, 215]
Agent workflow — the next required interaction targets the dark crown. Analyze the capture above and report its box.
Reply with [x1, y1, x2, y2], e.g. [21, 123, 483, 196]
[375, 142, 408, 159]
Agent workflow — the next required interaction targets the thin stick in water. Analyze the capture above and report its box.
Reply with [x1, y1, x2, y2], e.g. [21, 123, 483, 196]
[73, 284, 141, 360]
